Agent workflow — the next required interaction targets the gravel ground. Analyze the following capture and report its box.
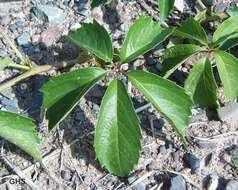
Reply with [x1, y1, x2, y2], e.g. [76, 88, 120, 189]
[0, 0, 238, 190]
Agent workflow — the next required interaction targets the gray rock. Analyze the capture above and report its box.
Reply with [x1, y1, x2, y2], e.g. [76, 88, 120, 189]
[206, 174, 219, 190]
[0, 48, 7, 57]
[0, 16, 10, 26]
[172, 151, 180, 161]
[226, 180, 238, 190]
[133, 182, 146, 190]
[214, 3, 227, 13]
[40, 26, 62, 47]
[32, 5, 66, 26]
[92, 103, 100, 112]
[61, 170, 72, 181]
[14, 20, 25, 31]
[217, 103, 238, 126]
[16, 33, 31, 47]
[184, 153, 200, 173]
[170, 176, 186, 190]
[159, 145, 166, 155]
[153, 118, 164, 130]
[1, 97, 18, 112]
[146, 57, 156, 66]
[128, 175, 137, 184]
[120, 23, 129, 32]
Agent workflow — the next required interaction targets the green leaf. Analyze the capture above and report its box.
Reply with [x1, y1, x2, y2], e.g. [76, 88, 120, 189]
[214, 51, 238, 101]
[120, 16, 172, 63]
[226, 7, 238, 17]
[91, 0, 109, 8]
[94, 79, 141, 177]
[185, 58, 218, 108]
[213, 16, 238, 46]
[162, 44, 205, 78]
[159, 0, 175, 21]
[42, 67, 106, 130]
[127, 70, 193, 143]
[219, 33, 238, 50]
[0, 111, 41, 161]
[0, 57, 12, 70]
[67, 20, 113, 63]
[174, 17, 208, 44]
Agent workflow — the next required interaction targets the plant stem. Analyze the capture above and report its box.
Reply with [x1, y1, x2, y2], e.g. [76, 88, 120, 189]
[0, 54, 92, 92]
[0, 65, 53, 92]
[8, 63, 31, 71]
[197, 0, 206, 9]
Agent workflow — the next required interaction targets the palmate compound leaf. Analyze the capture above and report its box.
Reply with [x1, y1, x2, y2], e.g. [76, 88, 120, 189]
[67, 20, 113, 63]
[127, 70, 193, 144]
[214, 51, 238, 102]
[184, 58, 218, 108]
[173, 17, 208, 45]
[158, 0, 175, 21]
[162, 44, 205, 78]
[213, 16, 238, 47]
[94, 79, 142, 177]
[120, 16, 173, 63]
[0, 111, 41, 161]
[42, 67, 106, 130]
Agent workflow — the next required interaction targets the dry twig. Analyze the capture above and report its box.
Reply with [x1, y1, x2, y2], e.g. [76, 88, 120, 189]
[0, 143, 41, 190]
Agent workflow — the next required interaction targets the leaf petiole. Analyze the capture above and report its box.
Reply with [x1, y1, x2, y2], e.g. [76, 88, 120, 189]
[8, 63, 31, 71]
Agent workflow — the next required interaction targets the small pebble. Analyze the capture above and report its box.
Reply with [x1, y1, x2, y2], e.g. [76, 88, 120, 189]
[32, 5, 66, 26]
[172, 151, 180, 161]
[0, 48, 7, 57]
[0, 16, 11, 26]
[61, 170, 72, 181]
[132, 182, 146, 190]
[184, 153, 200, 173]
[153, 118, 165, 130]
[92, 103, 100, 112]
[40, 26, 62, 47]
[206, 174, 219, 190]
[170, 175, 186, 190]
[159, 145, 166, 155]
[128, 175, 137, 184]
[226, 180, 238, 190]
[16, 33, 31, 47]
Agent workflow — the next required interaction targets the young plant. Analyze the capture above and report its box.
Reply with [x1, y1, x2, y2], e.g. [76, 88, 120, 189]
[41, 16, 193, 176]
[162, 16, 238, 109]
